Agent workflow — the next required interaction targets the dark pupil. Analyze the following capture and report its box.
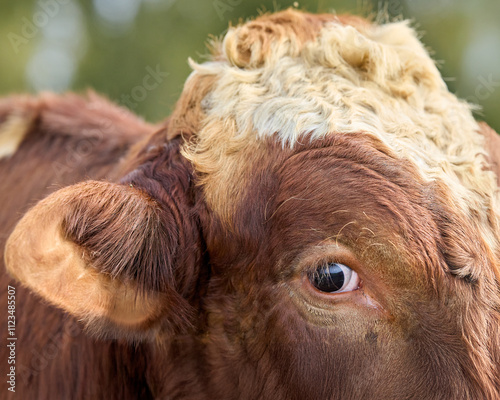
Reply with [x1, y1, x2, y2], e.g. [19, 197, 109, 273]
[310, 263, 345, 293]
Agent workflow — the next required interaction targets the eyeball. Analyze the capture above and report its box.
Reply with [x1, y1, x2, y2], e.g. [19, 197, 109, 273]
[309, 263, 360, 293]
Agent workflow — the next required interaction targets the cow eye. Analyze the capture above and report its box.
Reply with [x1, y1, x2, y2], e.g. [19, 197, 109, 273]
[309, 263, 359, 293]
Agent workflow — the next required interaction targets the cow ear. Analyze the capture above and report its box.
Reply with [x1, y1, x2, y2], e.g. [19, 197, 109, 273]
[478, 122, 500, 186]
[4, 180, 198, 340]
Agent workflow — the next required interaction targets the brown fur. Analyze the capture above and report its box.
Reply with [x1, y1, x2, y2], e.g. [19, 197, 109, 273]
[1, 10, 500, 400]
[0, 93, 161, 398]
[195, 133, 500, 399]
[221, 11, 368, 68]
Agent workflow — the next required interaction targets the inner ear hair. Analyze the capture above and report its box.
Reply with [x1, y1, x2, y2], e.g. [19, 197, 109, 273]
[61, 181, 178, 293]
[5, 180, 191, 339]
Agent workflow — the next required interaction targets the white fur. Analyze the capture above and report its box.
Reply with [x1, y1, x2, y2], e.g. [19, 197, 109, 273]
[183, 13, 499, 251]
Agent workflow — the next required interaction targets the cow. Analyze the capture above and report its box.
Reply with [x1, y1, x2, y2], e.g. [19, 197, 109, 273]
[1, 9, 500, 400]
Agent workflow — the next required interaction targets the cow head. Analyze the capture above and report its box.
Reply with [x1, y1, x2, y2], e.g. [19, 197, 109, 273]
[5, 9, 500, 399]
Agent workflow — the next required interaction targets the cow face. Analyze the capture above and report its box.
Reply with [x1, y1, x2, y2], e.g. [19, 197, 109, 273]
[4, 8, 500, 400]
[190, 131, 500, 399]
[177, 9, 500, 398]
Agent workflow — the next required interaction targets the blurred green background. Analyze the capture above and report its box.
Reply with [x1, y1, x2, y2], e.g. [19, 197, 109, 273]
[1, 0, 499, 131]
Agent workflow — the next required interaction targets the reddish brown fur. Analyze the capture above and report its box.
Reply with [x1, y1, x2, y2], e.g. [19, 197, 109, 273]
[1, 11, 500, 400]
[220, 11, 368, 68]
[195, 133, 500, 399]
[0, 93, 160, 398]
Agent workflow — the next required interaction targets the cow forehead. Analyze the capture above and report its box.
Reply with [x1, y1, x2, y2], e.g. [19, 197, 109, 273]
[179, 10, 498, 254]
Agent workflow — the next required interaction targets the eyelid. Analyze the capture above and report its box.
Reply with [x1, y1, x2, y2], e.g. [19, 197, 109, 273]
[295, 244, 364, 277]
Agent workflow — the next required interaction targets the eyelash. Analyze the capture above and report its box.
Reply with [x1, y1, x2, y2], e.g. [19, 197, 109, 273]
[308, 262, 360, 294]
